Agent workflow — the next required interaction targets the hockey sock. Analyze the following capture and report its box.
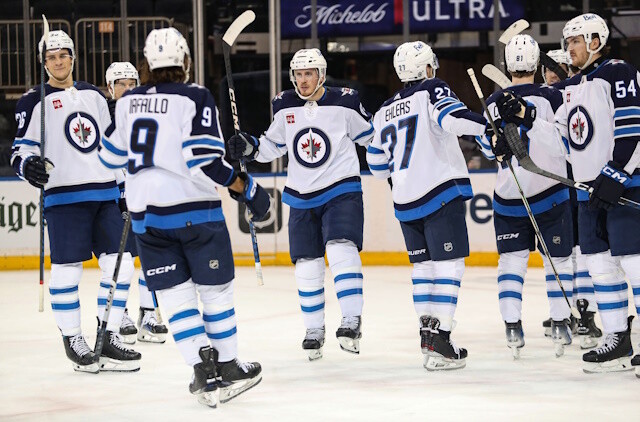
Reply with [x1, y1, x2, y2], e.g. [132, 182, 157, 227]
[542, 255, 573, 321]
[619, 253, 640, 317]
[586, 251, 629, 333]
[497, 250, 529, 324]
[137, 273, 155, 309]
[50, 262, 83, 336]
[430, 257, 465, 331]
[411, 260, 435, 319]
[326, 239, 363, 318]
[573, 246, 596, 311]
[295, 257, 326, 329]
[199, 282, 238, 363]
[97, 252, 134, 332]
[158, 280, 209, 366]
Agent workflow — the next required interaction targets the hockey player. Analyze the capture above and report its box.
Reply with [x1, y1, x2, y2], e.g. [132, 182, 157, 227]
[368, 41, 486, 370]
[11, 30, 140, 372]
[477, 35, 576, 358]
[99, 28, 266, 406]
[227, 48, 373, 361]
[542, 50, 572, 85]
[105, 61, 169, 344]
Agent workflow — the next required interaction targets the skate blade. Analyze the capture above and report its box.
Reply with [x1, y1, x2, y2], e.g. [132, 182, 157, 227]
[219, 375, 262, 403]
[579, 335, 598, 350]
[305, 348, 323, 361]
[509, 346, 521, 360]
[544, 328, 551, 338]
[72, 362, 100, 374]
[137, 331, 167, 344]
[99, 356, 141, 372]
[424, 354, 466, 371]
[337, 337, 360, 354]
[196, 390, 218, 408]
[120, 333, 137, 345]
[582, 357, 633, 374]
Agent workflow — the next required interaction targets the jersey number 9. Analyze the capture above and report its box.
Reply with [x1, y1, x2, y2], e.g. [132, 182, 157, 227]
[128, 118, 158, 174]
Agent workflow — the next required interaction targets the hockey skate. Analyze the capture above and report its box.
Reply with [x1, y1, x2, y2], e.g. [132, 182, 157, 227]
[505, 321, 524, 359]
[119, 308, 138, 344]
[63, 334, 99, 373]
[302, 327, 325, 361]
[576, 299, 602, 349]
[137, 307, 168, 343]
[583, 316, 634, 374]
[336, 316, 362, 354]
[631, 354, 640, 378]
[216, 358, 262, 403]
[551, 319, 572, 357]
[190, 346, 219, 408]
[542, 318, 552, 337]
[419, 315, 432, 355]
[98, 330, 142, 372]
[423, 317, 467, 371]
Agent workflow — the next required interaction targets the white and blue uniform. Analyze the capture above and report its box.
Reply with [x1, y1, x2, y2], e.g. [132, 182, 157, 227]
[253, 86, 373, 331]
[368, 78, 485, 331]
[99, 82, 242, 363]
[478, 83, 575, 323]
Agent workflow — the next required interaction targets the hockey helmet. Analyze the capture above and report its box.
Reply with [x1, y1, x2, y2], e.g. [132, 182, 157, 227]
[505, 35, 539, 73]
[38, 30, 75, 63]
[289, 48, 327, 100]
[144, 28, 191, 80]
[393, 41, 439, 82]
[562, 13, 609, 54]
[106, 62, 139, 97]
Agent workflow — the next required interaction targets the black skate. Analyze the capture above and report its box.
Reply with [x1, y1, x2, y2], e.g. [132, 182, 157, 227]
[302, 327, 325, 361]
[63, 334, 99, 373]
[119, 308, 138, 344]
[423, 317, 467, 371]
[336, 316, 362, 354]
[419, 315, 432, 354]
[542, 318, 552, 337]
[551, 319, 572, 357]
[98, 330, 142, 372]
[216, 359, 262, 403]
[631, 354, 640, 378]
[505, 321, 524, 359]
[576, 299, 602, 349]
[137, 307, 168, 343]
[583, 316, 634, 374]
[190, 346, 219, 408]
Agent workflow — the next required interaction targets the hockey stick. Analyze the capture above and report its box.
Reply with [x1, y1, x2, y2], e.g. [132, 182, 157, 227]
[503, 127, 640, 210]
[38, 15, 49, 312]
[94, 215, 131, 361]
[467, 68, 580, 319]
[151, 291, 163, 324]
[222, 10, 264, 287]
[482, 64, 511, 89]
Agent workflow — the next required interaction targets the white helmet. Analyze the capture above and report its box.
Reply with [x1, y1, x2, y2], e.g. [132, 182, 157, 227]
[542, 49, 571, 84]
[562, 13, 609, 69]
[39, 30, 75, 62]
[393, 41, 439, 83]
[505, 35, 539, 73]
[289, 48, 327, 100]
[106, 62, 139, 98]
[144, 28, 191, 80]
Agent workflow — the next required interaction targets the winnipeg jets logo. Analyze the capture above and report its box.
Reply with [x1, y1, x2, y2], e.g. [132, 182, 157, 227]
[64, 111, 100, 153]
[567, 106, 593, 151]
[292, 127, 331, 168]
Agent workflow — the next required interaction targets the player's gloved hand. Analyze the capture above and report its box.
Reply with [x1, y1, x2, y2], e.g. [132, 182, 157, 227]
[107, 99, 117, 121]
[589, 161, 631, 210]
[227, 132, 259, 161]
[485, 121, 512, 162]
[23, 156, 54, 189]
[496, 91, 536, 130]
[229, 172, 271, 221]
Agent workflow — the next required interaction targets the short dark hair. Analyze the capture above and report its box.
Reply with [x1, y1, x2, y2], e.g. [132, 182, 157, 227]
[509, 70, 536, 78]
[139, 58, 187, 85]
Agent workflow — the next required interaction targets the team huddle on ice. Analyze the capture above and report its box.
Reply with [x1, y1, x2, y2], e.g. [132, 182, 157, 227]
[10, 11, 640, 408]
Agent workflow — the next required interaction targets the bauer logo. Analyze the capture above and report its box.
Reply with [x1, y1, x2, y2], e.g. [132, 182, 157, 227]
[239, 187, 283, 234]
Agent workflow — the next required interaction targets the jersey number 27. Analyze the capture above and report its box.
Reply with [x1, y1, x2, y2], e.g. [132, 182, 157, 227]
[380, 114, 418, 172]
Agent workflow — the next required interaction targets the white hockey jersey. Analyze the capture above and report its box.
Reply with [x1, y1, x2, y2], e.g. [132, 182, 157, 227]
[477, 83, 569, 217]
[254, 87, 373, 209]
[98, 83, 236, 234]
[367, 78, 486, 222]
[552, 58, 640, 201]
[11, 82, 118, 208]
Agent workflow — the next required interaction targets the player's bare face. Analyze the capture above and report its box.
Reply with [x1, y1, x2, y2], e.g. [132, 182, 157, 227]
[44, 50, 73, 82]
[112, 79, 137, 100]
[565, 36, 589, 68]
[294, 69, 321, 97]
[544, 69, 561, 85]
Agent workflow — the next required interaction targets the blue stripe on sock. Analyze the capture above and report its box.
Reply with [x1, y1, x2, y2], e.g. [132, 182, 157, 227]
[548, 291, 572, 298]
[633, 287, 640, 295]
[334, 273, 363, 282]
[98, 298, 126, 307]
[207, 327, 237, 340]
[49, 286, 78, 295]
[413, 294, 458, 304]
[576, 287, 595, 294]
[139, 278, 147, 287]
[498, 274, 524, 284]
[412, 278, 432, 285]
[593, 282, 628, 292]
[574, 271, 590, 278]
[298, 288, 324, 297]
[498, 291, 522, 300]
[99, 282, 130, 290]
[336, 288, 363, 299]
[173, 325, 206, 342]
[546, 274, 573, 282]
[433, 278, 461, 287]
[169, 308, 200, 323]
[597, 300, 629, 311]
[203, 309, 235, 322]
[301, 303, 324, 313]
[51, 301, 80, 310]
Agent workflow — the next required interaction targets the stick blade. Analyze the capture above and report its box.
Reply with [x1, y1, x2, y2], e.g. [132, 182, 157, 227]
[482, 64, 512, 89]
[222, 10, 256, 47]
[499, 19, 530, 44]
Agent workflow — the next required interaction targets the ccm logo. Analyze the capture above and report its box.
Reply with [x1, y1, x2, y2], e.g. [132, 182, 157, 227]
[497, 233, 519, 240]
[147, 264, 177, 276]
[602, 166, 628, 183]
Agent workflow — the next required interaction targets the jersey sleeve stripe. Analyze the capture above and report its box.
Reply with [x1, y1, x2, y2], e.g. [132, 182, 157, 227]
[614, 107, 640, 119]
[434, 97, 456, 110]
[13, 138, 40, 146]
[98, 154, 127, 169]
[367, 145, 385, 154]
[353, 123, 374, 141]
[101, 137, 128, 156]
[614, 126, 640, 138]
[182, 138, 224, 149]
[186, 157, 218, 168]
[437, 103, 466, 127]
[369, 163, 390, 171]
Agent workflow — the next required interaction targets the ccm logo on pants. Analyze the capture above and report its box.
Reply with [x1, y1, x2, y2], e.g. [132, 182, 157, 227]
[497, 233, 519, 241]
[147, 264, 177, 276]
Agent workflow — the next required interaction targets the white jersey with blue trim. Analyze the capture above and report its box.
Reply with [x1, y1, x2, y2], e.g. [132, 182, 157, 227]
[98, 83, 235, 234]
[478, 83, 568, 217]
[254, 87, 373, 209]
[11, 82, 118, 208]
[367, 78, 486, 222]
[553, 59, 640, 199]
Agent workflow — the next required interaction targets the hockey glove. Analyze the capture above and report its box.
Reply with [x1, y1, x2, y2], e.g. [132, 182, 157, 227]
[496, 92, 536, 130]
[229, 172, 271, 221]
[227, 132, 259, 161]
[23, 156, 54, 189]
[107, 99, 117, 121]
[485, 121, 512, 162]
[589, 161, 631, 211]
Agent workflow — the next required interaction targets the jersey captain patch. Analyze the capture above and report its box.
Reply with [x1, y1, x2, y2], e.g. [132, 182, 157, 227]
[64, 111, 101, 153]
[567, 105, 594, 151]
[292, 127, 331, 168]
